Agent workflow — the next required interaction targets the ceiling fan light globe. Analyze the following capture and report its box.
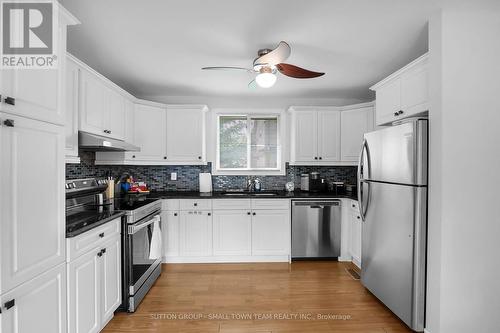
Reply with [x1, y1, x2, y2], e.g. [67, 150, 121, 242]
[255, 72, 277, 88]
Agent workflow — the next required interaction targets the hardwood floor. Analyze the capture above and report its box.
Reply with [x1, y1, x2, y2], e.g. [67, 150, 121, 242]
[103, 262, 412, 333]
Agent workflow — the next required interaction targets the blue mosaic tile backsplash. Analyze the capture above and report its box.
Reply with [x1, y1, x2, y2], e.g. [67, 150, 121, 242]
[66, 152, 357, 191]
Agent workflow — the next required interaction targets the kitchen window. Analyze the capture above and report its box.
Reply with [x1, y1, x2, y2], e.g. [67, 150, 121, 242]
[216, 114, 283, 175]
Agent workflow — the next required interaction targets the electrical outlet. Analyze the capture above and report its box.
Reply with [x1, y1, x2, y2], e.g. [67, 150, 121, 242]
[171, 172, 177, 181]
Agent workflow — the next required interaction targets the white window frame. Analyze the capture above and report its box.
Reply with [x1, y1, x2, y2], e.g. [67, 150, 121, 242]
[212, 110, 286, 176]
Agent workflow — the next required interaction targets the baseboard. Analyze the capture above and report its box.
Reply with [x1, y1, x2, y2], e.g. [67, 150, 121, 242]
[163, 255, 290, 263]
[424, 329, 432, 333]
[352, 257, 361, 269]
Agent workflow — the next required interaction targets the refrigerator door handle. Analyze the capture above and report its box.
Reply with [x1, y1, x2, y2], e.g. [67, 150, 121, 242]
[358, 139, 370, 221]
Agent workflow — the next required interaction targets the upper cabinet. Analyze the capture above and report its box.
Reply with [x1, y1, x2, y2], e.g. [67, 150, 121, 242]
[289, 104, 373, 165]
[340, 106, 374, 162]
[95, 103, 208, 165]
[166, 105, 207, 163]
[65, 57, 81, 163]
[79, 68, 126, 140]
[371, 53, 428, 126]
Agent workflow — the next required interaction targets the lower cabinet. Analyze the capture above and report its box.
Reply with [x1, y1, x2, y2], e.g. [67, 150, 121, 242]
[0, 263, 67, 333]
[213, 210, 252, 256]
[67, 233, 121, 333]
[162, 199, 290, 262]
[349, 207, 362, 268]
[251, 210, 290, 256]
[179, 211, 213, 257]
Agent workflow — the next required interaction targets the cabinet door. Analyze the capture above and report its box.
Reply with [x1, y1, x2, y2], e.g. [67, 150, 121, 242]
[162, 211, 180, 257]
[106, 89, 126, 140]
[251, 210, 290, 256]
[291, 111, 317, 162]
[65, 58, 80, 161]
[79, 70, 107, 136]
[213, 210, 251, 256]
[0, 114, 65, 294]
[0, 264, 66, 333]
[340, 107, 374, 161]
[101, 235, 121, 326]
[349, 211, 362, 268]
[0, 68, 62, 125]
[166, 107, 205, 162]
[67, 250, 101, 333]
[131, 103, 166, 161]
[317, 110, 341, 162]
[375, 78, 401, 125]
[179, 211, 213, 257]
[400, 62, 428, 116]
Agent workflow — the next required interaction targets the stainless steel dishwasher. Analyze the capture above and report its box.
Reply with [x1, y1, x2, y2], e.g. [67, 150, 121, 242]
[291, 200, 342, 259]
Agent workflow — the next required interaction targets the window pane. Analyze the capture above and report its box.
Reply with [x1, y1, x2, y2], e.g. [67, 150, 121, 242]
[250, 117, 278, 169]
[219, 116, 247, 169]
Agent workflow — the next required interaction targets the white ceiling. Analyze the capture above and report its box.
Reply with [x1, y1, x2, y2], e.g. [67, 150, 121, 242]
[60, 0, 436, 103]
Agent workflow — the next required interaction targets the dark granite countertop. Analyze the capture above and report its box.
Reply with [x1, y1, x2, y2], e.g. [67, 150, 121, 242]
[147, 190, 358, 201]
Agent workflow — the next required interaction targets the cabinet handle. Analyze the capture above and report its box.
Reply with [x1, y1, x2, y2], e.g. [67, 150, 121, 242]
[97, 251, 103, 257]
[99, 232, 104, 238]
[394, 112, 399, 117]
[101, 248, 106, 254]
[4, 97, 15, 105]
[198, 156, 202, 160]
[352, 204, 355, 208]
[252, 212, 256, 216]
[398, 110, 404, 115]
[247, 212, 251, 215]
[314, 157, 318, 160]
[164, 156, 167, 159]
[3, 119, 14, 127]
[108, 130, 112, 134]
[357, 216, 361, 219]
[319, 157, 322, 160]
[207, 213, 211, 216]
[174, 213, 178, 216]
[194, 203, 198, 207]
[132, 155, 136, 158]
[4, 299, 15, 310]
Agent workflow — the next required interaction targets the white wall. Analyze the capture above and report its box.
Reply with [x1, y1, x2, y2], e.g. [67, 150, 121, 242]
[427, 3, 500, 333]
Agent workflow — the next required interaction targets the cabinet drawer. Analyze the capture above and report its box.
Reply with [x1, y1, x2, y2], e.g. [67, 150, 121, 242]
[67, 218, 121, 262]
[162, 199, 180, 211]
[212, 199, 251, 210]
[251, 199, 290, 210]
[179, 199, 212, 211]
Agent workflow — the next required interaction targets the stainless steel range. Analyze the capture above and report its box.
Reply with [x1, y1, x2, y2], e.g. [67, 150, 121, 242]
[117, 196, 162, 312]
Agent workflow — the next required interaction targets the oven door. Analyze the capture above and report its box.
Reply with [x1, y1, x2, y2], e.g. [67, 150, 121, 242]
[127, 212, 162, 295]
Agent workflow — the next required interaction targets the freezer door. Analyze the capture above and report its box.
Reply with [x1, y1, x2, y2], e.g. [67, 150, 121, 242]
[360, 119, 427, 186]
[360, 181, 426, 331]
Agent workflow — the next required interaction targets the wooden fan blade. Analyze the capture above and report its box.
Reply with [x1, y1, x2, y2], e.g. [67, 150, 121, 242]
[202, 66, 253, 73]
[276, 63, 325, 78]
[254, 41, 291, 66]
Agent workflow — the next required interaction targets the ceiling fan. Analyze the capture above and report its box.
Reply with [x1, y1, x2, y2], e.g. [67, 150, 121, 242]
[202, 41, 325, 89]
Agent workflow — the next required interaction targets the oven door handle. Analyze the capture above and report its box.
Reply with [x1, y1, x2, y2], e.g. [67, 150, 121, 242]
[128, 214, 161, 235]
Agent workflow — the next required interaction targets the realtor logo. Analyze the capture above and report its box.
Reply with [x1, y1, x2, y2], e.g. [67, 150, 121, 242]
[1, 0, 58, 69]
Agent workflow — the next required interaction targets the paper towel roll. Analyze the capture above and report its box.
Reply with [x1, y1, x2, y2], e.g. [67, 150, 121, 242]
[199, 173, 212, 193]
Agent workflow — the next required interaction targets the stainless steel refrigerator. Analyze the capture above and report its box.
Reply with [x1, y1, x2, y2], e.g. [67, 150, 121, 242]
[358, 118, 428, 332]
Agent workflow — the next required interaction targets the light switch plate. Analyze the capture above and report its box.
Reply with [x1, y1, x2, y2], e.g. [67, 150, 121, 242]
[171, 172, 177, 181]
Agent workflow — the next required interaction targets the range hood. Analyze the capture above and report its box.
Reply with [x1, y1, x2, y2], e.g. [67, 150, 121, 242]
[78, 132, 140, 152]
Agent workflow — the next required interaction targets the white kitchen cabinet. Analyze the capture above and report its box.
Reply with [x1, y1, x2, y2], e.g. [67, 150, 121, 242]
[348, 204, 362, 268]
[162, 210, 180, 257]
[290, 110, 317, 162]
[79, 69, 126, 140]
[166, 105, 207, 163]
[213, 210, 252, 256]
[340, 106, 374, 161]
[65, 56, 81, 163]
[0, 114, 65, 294]
[0, 263, 67, 333]
[317, 110, 341, 162]
[67, 233, 121, 333]
[101, 235, 121, 326]
[128, 102, 167, 161]
[179, 211, 213, 257]
[67, 248, 101, 333]
[251, 210, 290, 256]
[289, 107, 344, 165]
[371, 53, 428, 126]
